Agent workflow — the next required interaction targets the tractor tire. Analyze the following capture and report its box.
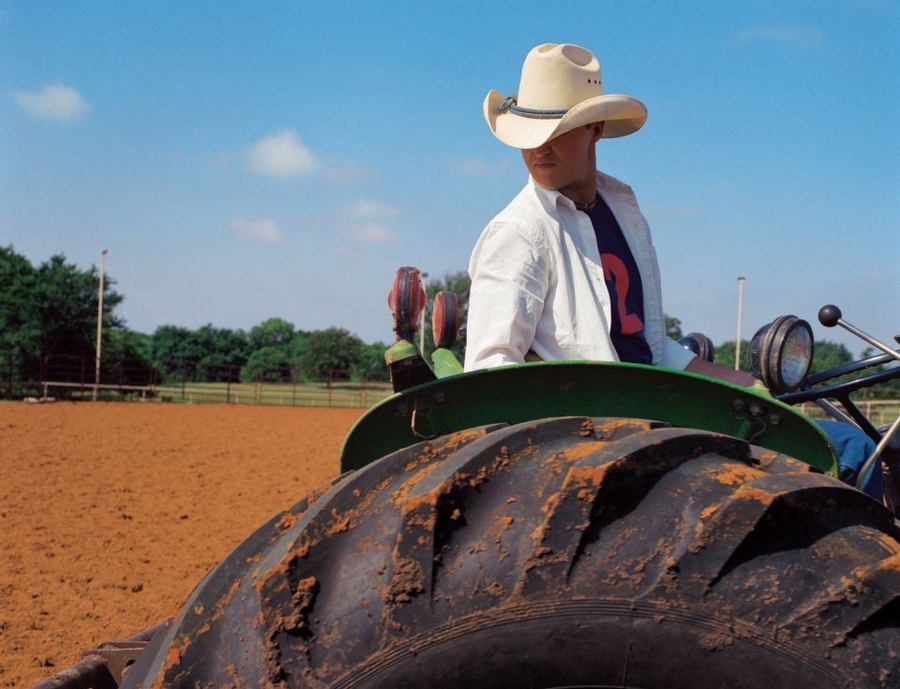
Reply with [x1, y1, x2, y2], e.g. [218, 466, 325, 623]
[122, 417, 900, 689]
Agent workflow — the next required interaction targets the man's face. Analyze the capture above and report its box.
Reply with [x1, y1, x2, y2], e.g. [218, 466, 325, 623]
[520, 124, 602, 193]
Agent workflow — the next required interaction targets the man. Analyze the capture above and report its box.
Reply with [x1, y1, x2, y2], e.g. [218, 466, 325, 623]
[465, 42, 751, 386]
[465, 42, 882, 499]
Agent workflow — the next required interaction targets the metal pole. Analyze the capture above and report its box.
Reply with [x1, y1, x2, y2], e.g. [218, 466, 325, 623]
[93, 249, 108, 401]
[735, 276, 745, 370]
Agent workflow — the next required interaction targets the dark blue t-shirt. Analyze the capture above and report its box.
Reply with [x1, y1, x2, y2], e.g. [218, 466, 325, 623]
[581, 194, 653, 364]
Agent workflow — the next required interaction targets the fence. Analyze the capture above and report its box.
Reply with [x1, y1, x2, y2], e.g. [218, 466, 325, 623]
[23, 354, 900, 418]
[796, 400, 900, 428]
[37, 355, 393, 409]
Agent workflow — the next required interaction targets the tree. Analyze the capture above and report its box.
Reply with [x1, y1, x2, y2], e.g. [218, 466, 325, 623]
[150, 325, 193, 377]
[0, 247, 41, 394]
[807, 341, 895, 401]
[105, 329, 159, 387]
[192, 325, 249, 382]
[713, 340, 751, 372]
[0, 247, 123, 395]
[665, 315, 683, 341]
[150, 324, 248, 382]
[242, 317, 311, 382]
[421, 271, 470, 363]
[298, 327, 364, 380]
[248, 317, 296, 350]
[355, 342, 390, 379]
[35, 254, 122, 355]
[809, 341, 853, 376]
[860, 347, 900, 400]
[240, 345, 295, 383]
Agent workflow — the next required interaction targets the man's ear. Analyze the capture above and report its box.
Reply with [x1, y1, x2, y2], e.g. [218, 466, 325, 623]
[593, 122, 605, 142]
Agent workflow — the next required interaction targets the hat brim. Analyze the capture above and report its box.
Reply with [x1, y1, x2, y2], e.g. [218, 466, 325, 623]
[484, 89, 647, 149]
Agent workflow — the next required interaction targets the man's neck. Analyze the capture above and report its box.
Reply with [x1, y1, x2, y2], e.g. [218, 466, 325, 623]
[558, 174, 597, 207]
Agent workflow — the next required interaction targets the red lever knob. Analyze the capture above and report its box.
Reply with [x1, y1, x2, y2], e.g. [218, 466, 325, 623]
[388, 267, 426, 341]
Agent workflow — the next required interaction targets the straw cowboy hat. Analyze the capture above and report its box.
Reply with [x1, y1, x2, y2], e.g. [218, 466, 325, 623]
[484, 43, 647, 150]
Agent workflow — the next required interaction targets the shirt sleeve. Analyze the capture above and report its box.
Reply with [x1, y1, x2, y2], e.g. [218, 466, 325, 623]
[464, 219, 550, 371]
[661, 337, 697, 370]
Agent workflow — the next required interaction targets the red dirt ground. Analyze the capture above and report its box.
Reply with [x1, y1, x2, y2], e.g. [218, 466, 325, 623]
[0, 401, 364, 688]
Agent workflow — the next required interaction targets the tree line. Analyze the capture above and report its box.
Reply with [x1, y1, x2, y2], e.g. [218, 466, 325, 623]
[0, 246, 473, 398]
[0, 247, 409, 397]
[1, 245, 894, 399]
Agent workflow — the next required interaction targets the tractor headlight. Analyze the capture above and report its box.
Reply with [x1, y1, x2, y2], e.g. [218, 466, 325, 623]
[749, 315, 814, 393]
[678, 332, 715, 363]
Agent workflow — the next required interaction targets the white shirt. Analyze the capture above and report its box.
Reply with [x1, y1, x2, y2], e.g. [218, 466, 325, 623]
[465, 171, 696, 372]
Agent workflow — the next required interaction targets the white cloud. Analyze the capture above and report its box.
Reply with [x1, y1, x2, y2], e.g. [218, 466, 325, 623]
[341, 199, 400, 244]
[732, 26, 824, 47]
[348, 223, 395, 244]
[322, 160, 378, 184]
[449, 156, 514, 176]
[243, 129, 319, 177]
[10, 82, 91, 122]
[347, 199, 400, 220]
[229, 217, 285, 243]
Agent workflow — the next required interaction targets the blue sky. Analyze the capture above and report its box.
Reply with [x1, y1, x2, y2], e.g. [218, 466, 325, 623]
[1, 1, 898, 356]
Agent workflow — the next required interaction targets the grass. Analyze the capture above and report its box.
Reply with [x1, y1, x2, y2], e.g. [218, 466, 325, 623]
[797, 400, 900, 428]
[46, 379, 395, 409]
[39, 378, 900, 423]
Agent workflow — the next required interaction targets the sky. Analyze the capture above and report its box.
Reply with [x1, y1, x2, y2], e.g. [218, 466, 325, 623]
[1, 1, 898, 358]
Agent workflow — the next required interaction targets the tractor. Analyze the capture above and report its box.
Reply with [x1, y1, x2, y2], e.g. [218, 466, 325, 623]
[35, 267, 900, 688]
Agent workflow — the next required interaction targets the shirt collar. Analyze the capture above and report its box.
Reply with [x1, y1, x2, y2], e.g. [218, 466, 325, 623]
[528, 176, 581, 213]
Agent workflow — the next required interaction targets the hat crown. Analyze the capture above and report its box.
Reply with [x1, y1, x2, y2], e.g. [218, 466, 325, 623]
[483, 42, 646, 148]
[516, 43, 603, 111]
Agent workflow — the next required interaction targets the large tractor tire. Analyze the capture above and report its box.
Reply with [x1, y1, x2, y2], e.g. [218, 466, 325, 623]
[123, 417, 900, 688]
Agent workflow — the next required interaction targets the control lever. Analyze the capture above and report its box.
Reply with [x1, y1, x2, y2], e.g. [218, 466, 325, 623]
[818, 304, 900, 491]
[818, 304, 900, 364]
[388, 267, 427, 343]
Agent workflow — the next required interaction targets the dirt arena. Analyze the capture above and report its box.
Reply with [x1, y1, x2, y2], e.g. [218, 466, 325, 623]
[1, 401, 365, 688]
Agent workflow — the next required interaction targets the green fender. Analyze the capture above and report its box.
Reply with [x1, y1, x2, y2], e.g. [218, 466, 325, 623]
[340, 361, 838, 474]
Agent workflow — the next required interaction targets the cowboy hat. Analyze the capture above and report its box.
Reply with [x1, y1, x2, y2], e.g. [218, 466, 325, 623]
[484, 43, 647, 149]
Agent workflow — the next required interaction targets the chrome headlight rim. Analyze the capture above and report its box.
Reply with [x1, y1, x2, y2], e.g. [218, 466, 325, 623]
[678, 332, 716, 363]
[750, 315, 814, 393]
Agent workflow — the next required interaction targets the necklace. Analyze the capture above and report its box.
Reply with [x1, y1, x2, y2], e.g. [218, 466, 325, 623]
[575, 193, 599, 211]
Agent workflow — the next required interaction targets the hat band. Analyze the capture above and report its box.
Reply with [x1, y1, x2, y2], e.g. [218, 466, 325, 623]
[497, 96, 567, 120]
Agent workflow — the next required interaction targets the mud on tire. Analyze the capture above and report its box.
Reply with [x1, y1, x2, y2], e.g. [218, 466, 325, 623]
[124, 417, 900, 689]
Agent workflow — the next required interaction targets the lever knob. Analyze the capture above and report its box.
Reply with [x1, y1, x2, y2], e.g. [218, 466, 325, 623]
[818, 304, 842, 328]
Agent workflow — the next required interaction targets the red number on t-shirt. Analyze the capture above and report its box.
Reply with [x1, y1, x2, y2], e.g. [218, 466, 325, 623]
[601, 253, 644, 335]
